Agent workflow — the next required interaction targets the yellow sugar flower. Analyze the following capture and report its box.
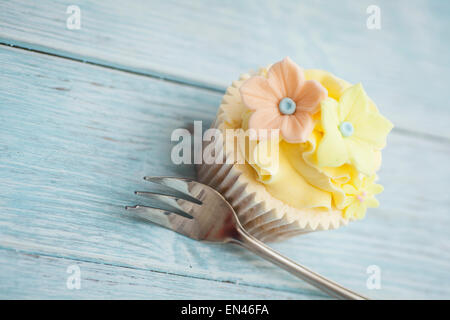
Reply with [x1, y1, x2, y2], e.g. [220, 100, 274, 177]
[316, 84, 393, 175]
[342, 175, 383, 219]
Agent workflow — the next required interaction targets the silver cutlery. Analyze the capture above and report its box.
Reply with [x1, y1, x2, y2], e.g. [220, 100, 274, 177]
[126, 176, 368, 300]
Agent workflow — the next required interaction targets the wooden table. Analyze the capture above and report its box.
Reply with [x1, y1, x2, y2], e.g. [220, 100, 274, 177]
[1, 0, 449, 299]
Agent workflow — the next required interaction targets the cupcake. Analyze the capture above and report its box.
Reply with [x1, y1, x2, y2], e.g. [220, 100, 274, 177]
[197, 57, 393, 242]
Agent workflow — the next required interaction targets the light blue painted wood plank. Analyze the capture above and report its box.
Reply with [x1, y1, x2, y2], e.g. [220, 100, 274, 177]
[0, 248, 317, 299]
[0, 46, 449, 299]
[0, 0, 449, 138]
[0, 45, 329, 299]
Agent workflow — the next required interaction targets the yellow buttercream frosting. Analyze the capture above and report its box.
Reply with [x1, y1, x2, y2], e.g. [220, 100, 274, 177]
[224, 66, 392, 220]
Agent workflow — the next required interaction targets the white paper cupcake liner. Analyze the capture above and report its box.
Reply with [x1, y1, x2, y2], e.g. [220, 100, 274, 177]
[197, 135, 349, 242]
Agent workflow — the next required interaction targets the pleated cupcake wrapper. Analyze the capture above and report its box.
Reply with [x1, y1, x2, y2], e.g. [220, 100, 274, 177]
[196, 132, 349, 242]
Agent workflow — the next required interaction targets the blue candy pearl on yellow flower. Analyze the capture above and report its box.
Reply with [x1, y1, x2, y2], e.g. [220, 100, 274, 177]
[278, 97, 296, 115]
[339, 121, 354, 137]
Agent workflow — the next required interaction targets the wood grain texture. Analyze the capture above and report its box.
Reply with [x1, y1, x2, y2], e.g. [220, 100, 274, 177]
[0, 248, 315, 299]
[1, 46, 449, 299]
[0, 0, 449, 138]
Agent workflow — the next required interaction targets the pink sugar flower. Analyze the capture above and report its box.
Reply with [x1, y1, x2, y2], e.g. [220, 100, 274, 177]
[239, 57, 327, 143]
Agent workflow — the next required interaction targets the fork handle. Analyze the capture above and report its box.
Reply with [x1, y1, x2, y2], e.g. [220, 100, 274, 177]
[231, 227, 369, 300]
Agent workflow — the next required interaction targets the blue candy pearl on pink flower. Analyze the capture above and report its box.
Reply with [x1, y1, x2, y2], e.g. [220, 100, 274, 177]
[278, 97, 296, 115]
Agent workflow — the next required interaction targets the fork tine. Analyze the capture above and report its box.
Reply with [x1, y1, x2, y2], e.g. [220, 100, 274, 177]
[125, 204, 193, 220]
[125, 205, 178, 230]
[134, 191, 200, 214]
[143, 176, 203, 204]
[134, 191, 201, 216]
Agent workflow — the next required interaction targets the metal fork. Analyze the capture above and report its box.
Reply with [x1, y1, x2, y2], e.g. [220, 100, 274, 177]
[126, 176, 368, 300]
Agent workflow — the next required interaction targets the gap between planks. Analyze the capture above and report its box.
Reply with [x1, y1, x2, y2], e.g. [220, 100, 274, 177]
[0, 39, 225, 93]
